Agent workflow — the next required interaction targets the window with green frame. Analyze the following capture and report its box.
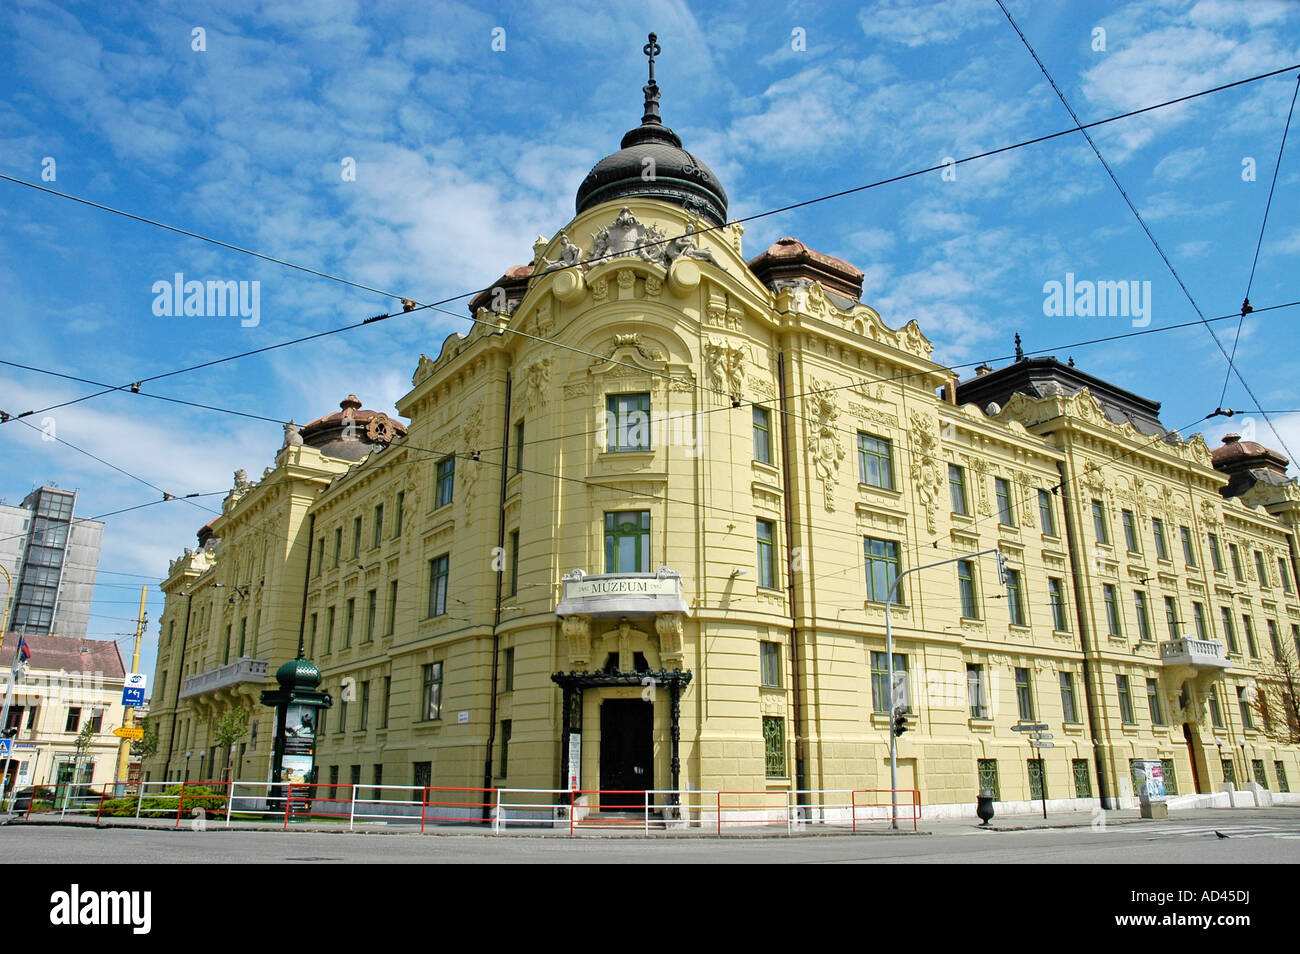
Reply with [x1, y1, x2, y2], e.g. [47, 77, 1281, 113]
[1146, 678, 1165, 725]
[763, 716, 786, 777]
[1162, 759, 1178, 796]
[513, 419, 525, 475]
[756, 519, 777, 589]
[1014, 667, 1034, 720]
[760, 641, 782, 688]
[1252, 759, 1268, 789]
[995, 477, 1015, 526]
[435, 456, 455, 508]
[1207, 532, 1223, 572]
[508, 530, 520, 597]
[1220, 607, 1239, 653]
[1152, 518, 1169, 560]
[1243, 615, 1258, 657]
[857, 432, 894, 489]
[1180, 526, 1196, 566]
[1221, 759, 1236, 786]
[863, 536, 902, 604]
[606, 393, 651, 452]
[1073, 759, 1092, 798]
[752, 406, 773, 465]
[1192, 602, 1209, 641]
[1121, 509, 1139, 553]
[1005, 568, 1026, 626]
[1230, 542, 1244, 581]
[427, 555, 449, 617]
[1116, 675, 1136, 724]
[1134, 590, 1152, 642]
[957, 559, 978, 619]
[1028, 759, 1047, 800]
[1092, 500, 1109, 545]
[1103, 584, 1123, 637]
[1038, 489, 1056, 536]
[1275, 761, 1289, 793]
[1048, 577, 1069, 631]
[1059, 671, 1079, 723]
[949, 464, 968, 516]
[977, 759, 1000, 800]
[870, 652, 910, 714]
[1254, 550, 1269, 589]
[604, 511, 650, 573]
[1208, 685, 1224, 728]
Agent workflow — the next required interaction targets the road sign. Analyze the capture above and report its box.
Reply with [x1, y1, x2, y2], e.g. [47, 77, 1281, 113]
[1029, 732, 1054, 740]
[0, 739, 10, 758]
[1011, 724, 1049, 732]
[121, 672, 147, 707]
[1030, 741, 1056, 748]
[113, 726, 144, 740]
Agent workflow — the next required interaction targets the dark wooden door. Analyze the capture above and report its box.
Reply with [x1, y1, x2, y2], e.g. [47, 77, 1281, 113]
[1182, 723, 1204, 794]
[599, 699, 653, 807]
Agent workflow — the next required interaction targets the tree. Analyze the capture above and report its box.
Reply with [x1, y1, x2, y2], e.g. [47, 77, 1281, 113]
[213, 706, 251, 782]
[1253, 642, 1300, 744]
[131, 721, 160, 761]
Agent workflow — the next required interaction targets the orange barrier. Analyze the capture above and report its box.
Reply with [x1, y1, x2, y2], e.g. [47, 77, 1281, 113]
[420, 786, 496, 831]
[851, 789, 921, 832]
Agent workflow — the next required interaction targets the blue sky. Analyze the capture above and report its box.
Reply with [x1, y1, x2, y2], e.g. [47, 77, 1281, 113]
[1, 0, 1298, 684]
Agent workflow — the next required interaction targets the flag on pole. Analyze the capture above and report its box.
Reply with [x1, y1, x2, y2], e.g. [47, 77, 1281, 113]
[16, 636, 30, 663]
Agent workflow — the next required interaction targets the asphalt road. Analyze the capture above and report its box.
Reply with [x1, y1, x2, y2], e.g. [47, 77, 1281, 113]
[3, 809, 1299, 863]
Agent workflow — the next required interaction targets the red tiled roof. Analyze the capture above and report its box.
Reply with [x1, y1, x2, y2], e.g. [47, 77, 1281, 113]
[1, 632, 125, 678]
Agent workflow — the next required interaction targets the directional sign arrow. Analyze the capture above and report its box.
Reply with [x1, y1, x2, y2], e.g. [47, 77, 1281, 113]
[113, 726, 144, 740]
[1030, 741, 1056, 748]
[1011, 724, 1049, 732]
[1029, 732, 1054, 740]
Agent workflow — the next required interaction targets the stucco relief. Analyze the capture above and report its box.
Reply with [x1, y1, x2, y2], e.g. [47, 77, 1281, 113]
[519, 356, 553, 411]
[459, 405, 483, 525]
[704, 338, 746, 397]
[562, 615, 592, 667]
[805, 377, 846, 511]
[967, 456, 992, 516]
[909, 412, 944, 534]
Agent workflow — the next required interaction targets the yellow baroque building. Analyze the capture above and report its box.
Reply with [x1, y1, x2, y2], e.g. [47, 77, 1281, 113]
[144, 49, 1300, 817]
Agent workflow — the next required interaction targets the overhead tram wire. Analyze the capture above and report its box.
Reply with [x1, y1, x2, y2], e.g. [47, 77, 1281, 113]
[995, 0, 1298, 465]
[2, 62, 1298, 423]
[1219, 72, 1300, 410]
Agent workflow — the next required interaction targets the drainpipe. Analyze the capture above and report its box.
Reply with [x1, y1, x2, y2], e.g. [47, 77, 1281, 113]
[776, 352, 807, 800]
[1056, 458, 1112, 809]
[296, 515, 315, 659]
[162, 591, 194, 778]
[482, 370, 512, 809]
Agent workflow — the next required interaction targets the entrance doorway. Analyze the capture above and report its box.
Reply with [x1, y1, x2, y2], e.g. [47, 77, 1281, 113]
[1182, 723, 1205, 794]
[599, 699, 652, 808]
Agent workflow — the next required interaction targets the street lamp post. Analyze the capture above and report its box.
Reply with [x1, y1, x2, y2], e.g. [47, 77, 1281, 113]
[884, 547, 1003, 829]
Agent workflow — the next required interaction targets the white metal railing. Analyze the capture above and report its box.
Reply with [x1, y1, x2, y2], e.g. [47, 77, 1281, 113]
[180, 657, 269, 698]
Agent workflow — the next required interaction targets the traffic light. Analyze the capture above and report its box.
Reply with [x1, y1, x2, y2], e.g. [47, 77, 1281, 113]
[1, 727, 17, 740]
[995, 550, 1009, 586]
[892, 708, 909, 737]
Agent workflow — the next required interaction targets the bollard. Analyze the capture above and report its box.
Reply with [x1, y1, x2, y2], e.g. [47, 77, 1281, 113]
[977, 788, 995, 826]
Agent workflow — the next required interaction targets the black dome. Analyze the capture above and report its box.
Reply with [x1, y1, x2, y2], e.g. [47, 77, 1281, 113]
[575, 34, 728, 228]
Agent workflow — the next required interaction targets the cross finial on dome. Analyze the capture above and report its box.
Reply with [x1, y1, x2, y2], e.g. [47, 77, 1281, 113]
[641, 32, 662, 125]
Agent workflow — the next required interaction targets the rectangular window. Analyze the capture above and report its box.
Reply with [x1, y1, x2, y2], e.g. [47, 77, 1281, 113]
[422, 663, 443, 721]
[1117, 676, 1136, 725]
[89, 709, 103, 733]
[352, 516, 362, 559]
[857, 433, 894, 490]
[1208, 686, 1224, 729]
[1152, 518, 1169, 561]
[1221, 759, 1236, 786]
[1073, 759, 1092, 798]
[870, 652, 910, 714]
[1162, 759, 1179, 796]
[1280, 557, 1293, 594]
[957, 560, 978, 619]
[1028, 760, 1047, 801]
[333, 527, 342, 567]
[1005, 568, 1026, 626]
[1276, 762, 1290, 793]
[1092, 500, 1110, 545]
[1253, 759, 1268, 789]
[604, 511, 650, 573]
[949, 465, 969, 516]
[364, 589, 377, 643]
[1103, 584, 1123, 637]
[1221, 608, 1239, 654]
[329, 765, 339, 801]
[1038, 489, 1056, 536]
[1243, 615, 1258, 657]
[1048, 577, 1069, 631]
[1060, 672, 1079, 724]
[1208, 532, 1223, 572]
[1192, 602, 1209, 641]
[1267, 619, 1281, 656]
[995, 477, 1015, 527]
[763, 716, 787, 778]
[1122, 510, 1139, 553]
[752, 406, 773, 465]
[337, 697, 348, 734]
[1230, 543, 1244, 581]
[1015, 668, 1035, 721]
[1164, 597, 1180, 639]
[427, 555, 449, 617]
[1255, 551, 1269, 588]
[499, 719, 512, 777]
[756, 519, 777, 590]
[315, 538, 324, 577]
[373, 504, 384, 548]
[508, 530, 520, 597]
[435, 456, 455, 508]
[502, 647, 515, 693]
[381, 675, 391, 729]
[513, 419, 525, 475]
[360, 680, 370, 731]
[606, 393, 651, 452]
[344, 598, 355, 648]
[1180, 526, 1195, 566]
[864, 537, 902, 604]
[760, 641, 782, 688]
[413, 761, 431, 789]
[308, 613, 318, 658]
[326, 606, 335, 654]
[386, 580, 398, 635]
[967, 663, 989, 719]
[977, 759, 1000, 800]
[1146, 678, 1165, 725]
[395, 491, 404, 537]
[1238, 687, 1254, 729]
